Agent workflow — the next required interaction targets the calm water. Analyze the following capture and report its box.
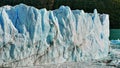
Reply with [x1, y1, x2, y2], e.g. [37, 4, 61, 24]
[110, 29, 120, 40]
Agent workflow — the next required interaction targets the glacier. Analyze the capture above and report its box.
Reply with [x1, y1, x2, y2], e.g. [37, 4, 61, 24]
[0, 4, 110, 67]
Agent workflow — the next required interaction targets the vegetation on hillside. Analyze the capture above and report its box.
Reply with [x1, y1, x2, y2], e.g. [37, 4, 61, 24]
[0, 0, 120, 28]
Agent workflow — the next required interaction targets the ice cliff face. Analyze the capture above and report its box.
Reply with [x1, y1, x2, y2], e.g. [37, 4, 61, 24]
[0, 4, 109, 66]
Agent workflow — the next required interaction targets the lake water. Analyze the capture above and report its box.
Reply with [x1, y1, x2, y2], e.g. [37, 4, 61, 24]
[110, 29, 120, 40]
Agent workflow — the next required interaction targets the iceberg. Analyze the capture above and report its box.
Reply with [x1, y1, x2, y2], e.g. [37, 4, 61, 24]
[0, 4, 109, 67]
[111, 40, 120, 45]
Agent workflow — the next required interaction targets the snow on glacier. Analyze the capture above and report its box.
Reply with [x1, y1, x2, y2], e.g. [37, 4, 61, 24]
[0, 4, 109, 66]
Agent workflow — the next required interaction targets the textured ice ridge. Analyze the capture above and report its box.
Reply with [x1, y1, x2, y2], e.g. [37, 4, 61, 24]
[0, 4, 109, 66]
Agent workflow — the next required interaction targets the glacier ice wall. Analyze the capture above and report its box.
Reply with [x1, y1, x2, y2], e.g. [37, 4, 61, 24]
[0, 4, 109, 66]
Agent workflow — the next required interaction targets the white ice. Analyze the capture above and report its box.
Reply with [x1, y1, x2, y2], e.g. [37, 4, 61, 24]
[0, 4, 110, 67]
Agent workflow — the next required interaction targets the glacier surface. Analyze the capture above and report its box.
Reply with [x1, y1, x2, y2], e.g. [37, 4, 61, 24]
[0, 4, 109, 67]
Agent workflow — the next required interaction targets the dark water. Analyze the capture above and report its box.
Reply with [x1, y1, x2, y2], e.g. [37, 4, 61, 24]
[110, 29, 120, 40]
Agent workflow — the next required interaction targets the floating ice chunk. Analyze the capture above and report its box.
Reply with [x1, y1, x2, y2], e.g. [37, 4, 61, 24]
[111, 40, 120, 45]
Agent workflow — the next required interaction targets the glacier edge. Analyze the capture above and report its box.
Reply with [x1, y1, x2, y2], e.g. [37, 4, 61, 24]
[0, 4, 109, 66]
